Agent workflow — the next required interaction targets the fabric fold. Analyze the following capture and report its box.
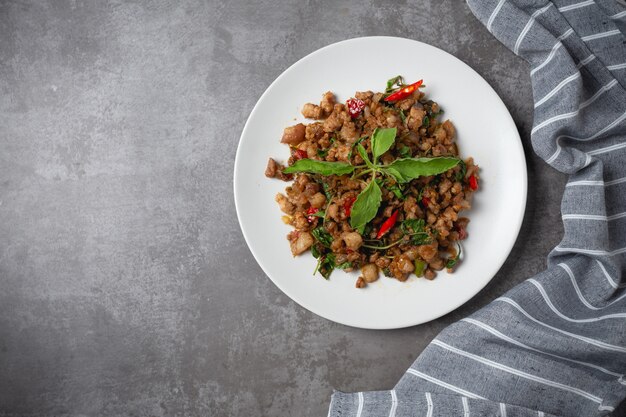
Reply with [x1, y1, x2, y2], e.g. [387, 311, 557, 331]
[328, 1, 626, 416]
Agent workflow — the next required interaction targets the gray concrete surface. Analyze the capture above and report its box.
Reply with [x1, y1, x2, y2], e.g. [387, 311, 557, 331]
[0, 1, 596, 416]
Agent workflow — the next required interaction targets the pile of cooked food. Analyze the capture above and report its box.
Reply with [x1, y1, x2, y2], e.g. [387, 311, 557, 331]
[265, 76, 479, 288]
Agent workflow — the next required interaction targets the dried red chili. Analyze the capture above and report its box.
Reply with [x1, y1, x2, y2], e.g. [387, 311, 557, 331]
[294, 149, 307, 160]
[469, 175, 478, 191]
[306, 207, 319, 222]
[343, 196, 356, 216]
[346, 98, 366, 118]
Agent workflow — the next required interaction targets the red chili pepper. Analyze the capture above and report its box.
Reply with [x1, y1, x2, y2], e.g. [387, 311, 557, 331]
[343, 196, 356, 216]
[376, 210, 399, 239]
[469, 175, 478, 191]
[346, 98, 366, 118]
[421, 196, 430, 207]
[294, 149, 307, 160]
[306, 207, 319, 222]
[384, 79, 423, 102]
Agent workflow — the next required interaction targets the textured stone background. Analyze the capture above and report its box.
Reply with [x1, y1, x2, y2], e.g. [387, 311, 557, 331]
[0, 0, 581, 416]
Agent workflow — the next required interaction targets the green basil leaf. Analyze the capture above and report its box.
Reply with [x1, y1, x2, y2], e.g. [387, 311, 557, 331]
[422, 115, 430, 128]
[384, 157, 460, 183]
[382, 167, 409, 183]
[371, 127, 397, 163]
[284, 159, 354, 175]
[349, 180, 382, 234]
[356, 144, 375, 169]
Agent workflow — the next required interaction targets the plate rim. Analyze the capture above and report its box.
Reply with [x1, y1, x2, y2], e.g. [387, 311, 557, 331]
[234, 36, 528, 329]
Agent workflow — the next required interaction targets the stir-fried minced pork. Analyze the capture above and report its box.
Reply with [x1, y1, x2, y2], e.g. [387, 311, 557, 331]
[265, 76, 480, 288]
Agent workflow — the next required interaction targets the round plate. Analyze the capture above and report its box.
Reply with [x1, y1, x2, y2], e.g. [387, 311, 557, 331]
[234, 37, 527, 329]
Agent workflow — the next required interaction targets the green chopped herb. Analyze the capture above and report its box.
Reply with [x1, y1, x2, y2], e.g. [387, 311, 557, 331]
[397, 145, 411, 159]
[400, 218, 430, 245]
[456, 160, 467, 182]
[322, 182, 332, 200]
[422, 115, 430, 128]
[311, 227, 333, 247]
[309, 210, 325, 218]
[410, 233, 431, 245]
[385, 75, 404, 93]
[311, 244, 321, 259]
[313, 252, 337, 279]
[348, 135, 367, 160]
[402, 218, 425, 234]
[429, 174, 442, 186]
[389, 185, 405, 200]
[336, 261, 352, 270]
[446, 243, 462, 269]
[414, 259, 427, 277]
[313, 179, 335, 207]
[399, 109, 407, 124]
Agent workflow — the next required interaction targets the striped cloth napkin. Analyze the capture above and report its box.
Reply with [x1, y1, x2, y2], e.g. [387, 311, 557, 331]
[328, 1, 626, 416]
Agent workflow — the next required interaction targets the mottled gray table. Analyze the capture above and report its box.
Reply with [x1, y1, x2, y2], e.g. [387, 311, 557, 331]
[0, 1, 571, 416]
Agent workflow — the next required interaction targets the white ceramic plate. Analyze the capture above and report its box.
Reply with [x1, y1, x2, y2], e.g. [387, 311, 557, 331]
[234, 37, 527, 329]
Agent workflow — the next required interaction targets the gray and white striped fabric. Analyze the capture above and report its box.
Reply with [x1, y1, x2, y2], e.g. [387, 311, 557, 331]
[328, 1, 626, 416]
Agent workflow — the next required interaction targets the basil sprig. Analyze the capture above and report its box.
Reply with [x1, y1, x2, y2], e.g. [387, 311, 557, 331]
[282, 125, 460, 236]
[283, 159, 354, 175]
[385, 75, 405, 94]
